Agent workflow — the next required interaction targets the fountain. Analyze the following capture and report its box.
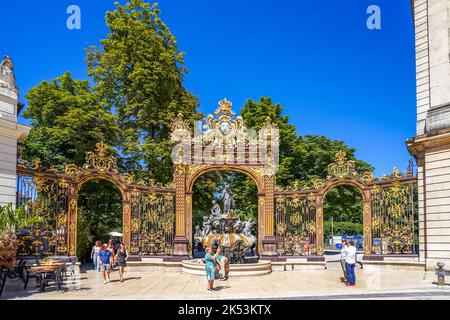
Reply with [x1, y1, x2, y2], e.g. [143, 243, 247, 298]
[193, 183, 258, 264]
[182, 184, 272, 277]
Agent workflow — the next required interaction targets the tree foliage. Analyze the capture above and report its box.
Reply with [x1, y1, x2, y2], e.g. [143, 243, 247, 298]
[77, 180, 122, 261]
[20, 72, 118, 170]
[19, 1, 376, 251]
[86, 0, 200, 183]
[323, 221, 363, 240]
[192, 172, 257, 229]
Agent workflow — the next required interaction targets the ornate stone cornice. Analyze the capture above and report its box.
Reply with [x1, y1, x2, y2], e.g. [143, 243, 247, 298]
[406, 127, 450, 158]
[0, 119, 30, 140]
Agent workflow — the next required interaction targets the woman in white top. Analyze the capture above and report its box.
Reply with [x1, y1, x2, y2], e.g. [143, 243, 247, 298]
[90, 241, 102, 272]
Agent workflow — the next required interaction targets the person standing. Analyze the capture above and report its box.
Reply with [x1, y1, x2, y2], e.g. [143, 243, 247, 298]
[108, 240, 116, 268]
[216, 254, 229, 281]
[344, 240, 357, 287]
[115, 242, 129, 282]
[113, 238, 120, 252]
[90, 241, 102, 272]
[204, 246, 221, 291]
[98, 244, 113, 284]
[340, 240, 348, 283]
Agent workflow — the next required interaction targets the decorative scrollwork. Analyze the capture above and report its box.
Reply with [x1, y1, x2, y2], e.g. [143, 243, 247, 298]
[311, 178, 324, 190]
[170, 113, 192, 144]
[275, 194, 316, 256]
[327, 150, 356, 179]
[121, 173, 134, 185]
[83, 141, 118, 173]
[64, 164, 79, 176]
[371, 179, 415, 255]
[361, 171, 374, 183]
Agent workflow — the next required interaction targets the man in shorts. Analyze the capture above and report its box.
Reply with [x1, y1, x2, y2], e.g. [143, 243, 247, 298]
[98, 243, 113, 284]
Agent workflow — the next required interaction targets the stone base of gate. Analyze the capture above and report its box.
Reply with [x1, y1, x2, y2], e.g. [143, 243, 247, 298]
[271, 256, 327, 271]
[181, 259, 272, 277]
[127, 257, 182, 273]
[362, 255, 425, 271]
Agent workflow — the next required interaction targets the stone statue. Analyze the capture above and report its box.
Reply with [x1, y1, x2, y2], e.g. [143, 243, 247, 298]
[0, 56, 16, 90]
[212, 220, 221, 233]
[193, 184, 259, 264]
[221, 183, 234, 214]
[194, 225, 203, 238]
[243, 217, 256, 237]
[210, 200, 221, 219]
[233, 218, 245, 234]
[202, 217, 212, 236]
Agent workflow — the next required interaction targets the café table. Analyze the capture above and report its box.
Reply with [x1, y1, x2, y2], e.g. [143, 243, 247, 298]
[30, 264, 62, 292]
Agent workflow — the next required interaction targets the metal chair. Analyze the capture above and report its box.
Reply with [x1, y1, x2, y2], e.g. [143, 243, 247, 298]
[23, 264, 42, 291]
[43, 265, 65, 291]
[64, 257, 77, 283]
[7, 259, 27, 282]
[0, 269, 9, 297]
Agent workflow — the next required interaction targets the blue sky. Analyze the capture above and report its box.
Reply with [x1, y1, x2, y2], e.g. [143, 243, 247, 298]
[1, 0, 416, 177]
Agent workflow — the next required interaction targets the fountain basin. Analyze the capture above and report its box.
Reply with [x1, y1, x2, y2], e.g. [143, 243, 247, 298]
[181, 259, 272, 277]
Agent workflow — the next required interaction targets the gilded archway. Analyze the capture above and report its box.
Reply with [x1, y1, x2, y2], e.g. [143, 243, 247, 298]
[170, 99, 279, 259]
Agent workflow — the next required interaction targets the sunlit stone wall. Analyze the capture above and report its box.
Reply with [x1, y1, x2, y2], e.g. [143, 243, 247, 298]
[411, 0, 450, 270]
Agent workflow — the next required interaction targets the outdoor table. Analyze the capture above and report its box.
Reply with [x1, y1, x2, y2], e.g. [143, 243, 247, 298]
[30, 265, 61, 292]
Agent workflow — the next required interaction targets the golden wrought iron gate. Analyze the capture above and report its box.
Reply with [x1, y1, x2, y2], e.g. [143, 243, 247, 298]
[274, 151, 417, 258]
[16, 122, 417, 261]
[16, 142, 175, 259]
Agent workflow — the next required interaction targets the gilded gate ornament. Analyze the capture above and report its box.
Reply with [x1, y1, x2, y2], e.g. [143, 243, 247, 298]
[64, 164, 79, 176]
[83, 141, 118, 173]
[16, 99, 417, 261]
[327, 150, 356, 179]
[275, 194, 317, 256]
[370, 171, 415, 255]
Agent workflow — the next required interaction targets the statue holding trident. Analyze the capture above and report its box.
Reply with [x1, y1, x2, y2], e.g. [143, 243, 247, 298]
[221, 183, 235, 214]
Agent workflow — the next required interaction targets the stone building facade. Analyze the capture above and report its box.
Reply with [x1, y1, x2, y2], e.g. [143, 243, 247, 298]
[407, 0, 450, 269]
[0, 56, 30, 207]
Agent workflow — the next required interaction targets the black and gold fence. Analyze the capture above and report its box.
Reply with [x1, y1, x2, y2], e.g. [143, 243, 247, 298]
[275, 194, 317, 256]
[16, 175, 68, 257]
[130, 190, 175, 256]
[371, 181, 416, 255]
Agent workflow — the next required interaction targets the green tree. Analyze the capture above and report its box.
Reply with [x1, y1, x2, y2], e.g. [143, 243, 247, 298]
[20, 72, 118, 169]
[192, 171, 258, 229]
[240, 97, 373, 224]
[323, 185, 363, 224]
[77, 180, 122, 261]
[241, 97, 298, 186]
[86, 0, 200, 183]
[323, 221, 363, 241]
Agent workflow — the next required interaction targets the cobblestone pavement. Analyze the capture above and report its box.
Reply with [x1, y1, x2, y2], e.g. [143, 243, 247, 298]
[2, 262, 449, 300]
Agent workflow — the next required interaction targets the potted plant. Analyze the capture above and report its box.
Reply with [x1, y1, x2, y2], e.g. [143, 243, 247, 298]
[0, 204, 43, 270]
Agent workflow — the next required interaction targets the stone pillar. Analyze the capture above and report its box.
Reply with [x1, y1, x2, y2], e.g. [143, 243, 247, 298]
[261, 175, 278, 259]
[67, 195, 78, 257]
[185, 192, 193, 252]
[257, 194, 265, 254]
[122, 199, 131, 253]
[362, 189, 372, 255]
[407, 0, 450, 270]
[315, 200, 324, 256]
[0, 56, 30, 207]
[416, 157, 426, 263]
[172, 166, 189, 260]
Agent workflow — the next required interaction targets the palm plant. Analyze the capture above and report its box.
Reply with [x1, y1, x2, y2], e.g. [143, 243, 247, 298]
[0, 203, 44, 270]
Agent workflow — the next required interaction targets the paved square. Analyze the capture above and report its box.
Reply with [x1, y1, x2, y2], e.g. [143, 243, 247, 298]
[2, 263, 450, 300]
